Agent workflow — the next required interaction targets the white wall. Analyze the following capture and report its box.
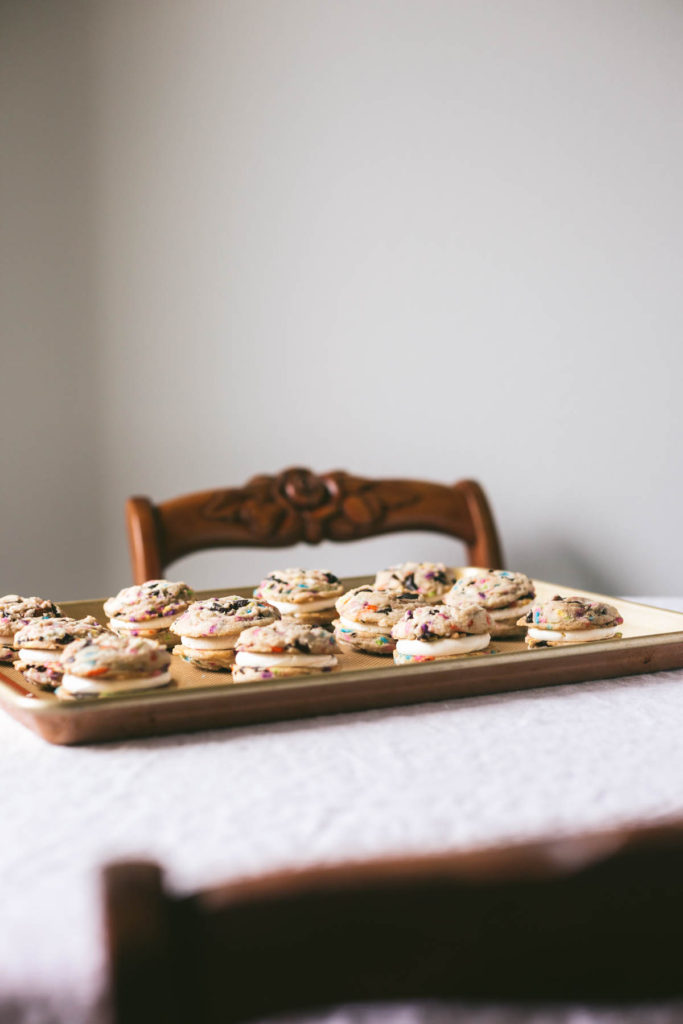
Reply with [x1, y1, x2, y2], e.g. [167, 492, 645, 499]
[3, 0, 683, 599]
[1, 0, 104, 599]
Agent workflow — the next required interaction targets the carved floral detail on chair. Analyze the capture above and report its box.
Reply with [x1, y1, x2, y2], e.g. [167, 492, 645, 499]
[201, 468, 418, 544]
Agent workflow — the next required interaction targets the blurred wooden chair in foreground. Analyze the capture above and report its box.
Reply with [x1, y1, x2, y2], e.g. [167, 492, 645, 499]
[125, 467, 503, 584]
[104, 820, 683, 1024]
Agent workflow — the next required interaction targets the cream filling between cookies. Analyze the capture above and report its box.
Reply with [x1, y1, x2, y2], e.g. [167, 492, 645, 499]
[268, 597, 337, 615]
[179, 634, 237, 650]
[338, 616, 384, 634]
[61, 671, 172, 695]
[234, 652, 337, 669]
[18, 647, 61, 665]
[395, 634, 491, 657]
[527, 625, 618, 644]
[110, 614, 178, 630]
[487, 602, 533, 621]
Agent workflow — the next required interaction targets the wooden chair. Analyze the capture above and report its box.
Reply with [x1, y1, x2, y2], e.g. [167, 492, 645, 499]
[104, 820, 683, 1024]
[125, 467, 503, 584]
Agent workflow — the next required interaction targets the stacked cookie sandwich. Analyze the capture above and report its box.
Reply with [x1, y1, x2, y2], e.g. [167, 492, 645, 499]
[522, 596, 623, 648]
[254, 569, 344, 626]
[104, 580, 194, 649]
[171, 596, 279, 671]
[392, 603, 492, 665]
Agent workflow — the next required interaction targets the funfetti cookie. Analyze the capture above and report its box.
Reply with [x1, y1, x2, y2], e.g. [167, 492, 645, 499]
[57, 634, 172, 700]
[333, 586, 427, 656]
[232, 620, 338, 684]
[374, 562, 455, 603]
[254, 569, 344, 626]
[0, 595, 63, 662]
[14, 616, 107, 690]
[392, 603, 492, 665]
[103, 580, 194, 649]
[522, 595, 624, 648]
[445, 570, 536, 638]
[171, 596, 280, 671]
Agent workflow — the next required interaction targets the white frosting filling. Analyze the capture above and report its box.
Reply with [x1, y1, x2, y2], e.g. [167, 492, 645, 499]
[18, 647, 61, 665]
[234, 651, 337, 669]
[110, 614, 177, 630]
[179, 634, 236, 651]
[268, 597, 336, 614]
[396, 634, 491, 657]
[61, 670, 172, 696]
[339, 616, 381, 634]
[528, 625, 618, 644]
[487, 601, 533, 621]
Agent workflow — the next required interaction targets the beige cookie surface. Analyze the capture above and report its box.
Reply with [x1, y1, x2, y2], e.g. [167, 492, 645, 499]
[446, 570, 535, 610]
[333, 620, 396, 656]
[231, 663, 336, 684]
[103, 580, 194, 621]
[109, 622, 177, 649]
[237, 620, 337, 657]
[374, 562, 455, 601]
[15, 662, 64, 690]
[393, 646, 491, 665]
[524, 595, 623, 631]
[14, 615, 106, 650]
[61, 633, 171, 681]
[0, 595, 63, 645]
[392, 602, 491, 641]
[171, 596, 278, 638]
[335, 587, 427, 630]
[254, 568, 343, 604]
[172, 645, 235, 671]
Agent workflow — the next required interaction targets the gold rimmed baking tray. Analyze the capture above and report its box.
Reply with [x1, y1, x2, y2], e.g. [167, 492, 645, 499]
[1, 572, 683, 745]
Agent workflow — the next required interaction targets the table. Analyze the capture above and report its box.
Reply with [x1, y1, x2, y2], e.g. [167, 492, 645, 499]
[2, 598, 683, 1024]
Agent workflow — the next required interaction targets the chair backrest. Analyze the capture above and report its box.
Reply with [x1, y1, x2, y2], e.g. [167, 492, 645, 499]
[125, 467, 503, 584]
[104, 820, 683, 1024]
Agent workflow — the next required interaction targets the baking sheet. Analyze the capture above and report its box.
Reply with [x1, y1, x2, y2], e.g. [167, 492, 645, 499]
[1, 571, 682, 745]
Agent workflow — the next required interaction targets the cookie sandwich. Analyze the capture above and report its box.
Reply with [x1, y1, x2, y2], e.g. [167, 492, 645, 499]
[254, 569, 344, 626]
[57, 633, 172, 700]
[392, 603, 492, 665]
[171, 596, 280, 671]
[333, 586, 426, 656]
[14, 616, 107, 690]
[374, 562, 455, 603]
[0, 595, 63, 662]
[445, 570, 535, 638]
[232, 620, 338, 683]
[104, 580, 195, 649]
[522, 596, 624, 648]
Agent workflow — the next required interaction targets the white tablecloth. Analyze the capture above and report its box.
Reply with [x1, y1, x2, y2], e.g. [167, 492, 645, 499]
[2, 599, 683, 1024]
